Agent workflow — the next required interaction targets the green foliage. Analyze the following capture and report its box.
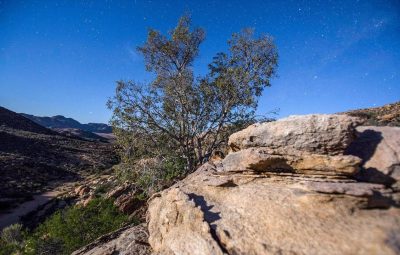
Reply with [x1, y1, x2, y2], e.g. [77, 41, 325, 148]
[0, 223, 25, 255]
[1, 223, 23, 246]
[116, 155, 185, 196]
[22, 198, 129, 255]
[0, 242, 21, 255]
[108, 14, 278, 195]
[93, 182, 112, 197]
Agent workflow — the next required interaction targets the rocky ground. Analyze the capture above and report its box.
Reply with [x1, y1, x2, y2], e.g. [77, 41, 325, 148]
[75, 110, 400, 255]
[343, 101, 400, 126]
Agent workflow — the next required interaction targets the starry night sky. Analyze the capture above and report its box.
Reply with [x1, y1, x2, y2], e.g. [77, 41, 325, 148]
[1, 0, 399, 123]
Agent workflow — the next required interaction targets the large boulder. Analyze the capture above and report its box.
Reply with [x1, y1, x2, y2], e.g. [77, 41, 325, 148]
[147, 114, 400, 255]
[229, 114, 360, 155]
[147, 163, 399, 255]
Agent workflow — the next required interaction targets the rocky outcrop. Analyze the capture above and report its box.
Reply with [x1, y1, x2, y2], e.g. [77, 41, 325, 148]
[147, 114, 400, 255]
[106, 183, 147, 216]
[228, 114, 360, 155]
[72, 178, 146, 216]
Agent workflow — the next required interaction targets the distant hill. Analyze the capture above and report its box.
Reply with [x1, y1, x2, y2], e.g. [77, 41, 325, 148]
[20, 114, 113, 133]
[0, 107, 118, 211]
[53, 128, 109, 142]
[0, 107, 54, 135]
[342, 101, 400, 126]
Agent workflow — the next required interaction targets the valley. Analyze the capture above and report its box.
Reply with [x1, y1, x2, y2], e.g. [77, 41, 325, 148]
[0, 107, 118, 214]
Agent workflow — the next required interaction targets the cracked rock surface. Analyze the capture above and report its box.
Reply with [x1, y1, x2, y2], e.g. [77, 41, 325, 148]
[147, 114, 400, 255]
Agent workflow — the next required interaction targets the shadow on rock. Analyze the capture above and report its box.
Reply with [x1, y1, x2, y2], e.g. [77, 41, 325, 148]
[346, 129, 396, 185]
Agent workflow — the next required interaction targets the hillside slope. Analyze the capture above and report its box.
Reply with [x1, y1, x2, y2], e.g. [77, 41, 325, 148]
[343, 101, 400, 126]
[0, 107, 118, 211]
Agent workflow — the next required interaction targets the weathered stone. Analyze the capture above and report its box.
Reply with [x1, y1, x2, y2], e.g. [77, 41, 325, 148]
[147, 188, 224, 255]
[75, 185, 91, 197]
[346, 126, 400, 185]
[114, 194, 145, 215]
[82, 195, 95, 207]
[106, 183, 133, 199]
[222, 147, 361, 176]
[147, 114, 399, 255]
[229, 114, 360, 155]
[147, 164, 400, 255]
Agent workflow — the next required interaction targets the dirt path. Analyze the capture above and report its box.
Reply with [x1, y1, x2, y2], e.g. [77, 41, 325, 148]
[0, 190, 63, 230]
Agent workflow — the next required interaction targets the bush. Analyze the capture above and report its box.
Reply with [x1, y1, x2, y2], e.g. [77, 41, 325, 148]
[1, 223, 23, 245]
[24, 198, 129, 255]
[116, 155, 185, 196]
[0, 223, 24, 255]
[0, 242, 20, 255]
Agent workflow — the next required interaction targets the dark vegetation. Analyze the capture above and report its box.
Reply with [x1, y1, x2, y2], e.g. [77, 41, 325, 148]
[0, 198, 133, 255]
[0, 106, 118, 210]
[108, 15, 278, 195]
[52, 128, 110, 142]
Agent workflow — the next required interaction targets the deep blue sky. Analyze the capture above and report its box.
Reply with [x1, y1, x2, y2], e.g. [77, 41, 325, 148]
[1, 0, 399, 124]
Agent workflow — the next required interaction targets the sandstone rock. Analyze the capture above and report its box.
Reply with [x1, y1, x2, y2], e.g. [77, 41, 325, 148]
[147, 114, 399, 255]
[72, 223, 151, 255]
[147, 163, 400, 255]
[74, 185, 83, 195]
[229, 114, 360, 155]
[346, 126, 400, 185]
[106, 184, 145, 214]
[75, 185, 91, 197]
[106, 183, 134, 199]
[147, 187, 224, 255]
[82, 195, 95, 207]
[114, 194, 145, 215]
[222, 147, 361, 176]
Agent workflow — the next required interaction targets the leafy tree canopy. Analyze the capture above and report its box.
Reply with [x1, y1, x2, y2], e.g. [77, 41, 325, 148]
[108, 15, 278, 181]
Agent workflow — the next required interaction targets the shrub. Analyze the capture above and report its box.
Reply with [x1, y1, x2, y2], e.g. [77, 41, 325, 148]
[93, 182, 113, 197]
[24, 198, 129, 254]
[116, 155, 185, 196]
[1, 223, 23, 245]
[0, 223, 24, 255]
[0, 242, 20, 255]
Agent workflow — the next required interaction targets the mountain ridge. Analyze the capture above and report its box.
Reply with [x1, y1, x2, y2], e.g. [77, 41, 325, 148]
[20, 113, 113, 133]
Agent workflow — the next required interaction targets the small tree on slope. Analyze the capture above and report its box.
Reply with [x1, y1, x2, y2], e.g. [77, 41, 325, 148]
[107, 15, 278, 185]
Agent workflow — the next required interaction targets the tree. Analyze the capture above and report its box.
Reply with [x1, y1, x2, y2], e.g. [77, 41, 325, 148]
[108, 15, 278, 176]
